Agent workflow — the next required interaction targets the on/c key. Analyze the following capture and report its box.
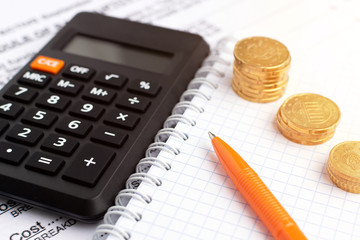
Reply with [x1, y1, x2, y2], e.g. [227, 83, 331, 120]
[30, 55, 65, 74]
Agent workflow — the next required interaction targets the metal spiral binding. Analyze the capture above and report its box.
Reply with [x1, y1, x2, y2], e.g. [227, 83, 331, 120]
[172, 102, 204, 114]
[93, 38, 233, 240]
[180, 89, 211, 101]
[187, 77, 218, 90]
[155, 128, 189, 143]
[195, 66, 225, 78]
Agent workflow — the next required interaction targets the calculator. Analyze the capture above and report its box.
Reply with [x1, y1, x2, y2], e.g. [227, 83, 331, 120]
[0, 12, 209, 221]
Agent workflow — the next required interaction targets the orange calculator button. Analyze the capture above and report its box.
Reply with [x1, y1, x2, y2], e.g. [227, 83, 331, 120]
[30, 55, 65, 74]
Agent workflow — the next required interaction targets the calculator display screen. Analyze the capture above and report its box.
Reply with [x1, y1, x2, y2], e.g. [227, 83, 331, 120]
[63, 35, 173, 73]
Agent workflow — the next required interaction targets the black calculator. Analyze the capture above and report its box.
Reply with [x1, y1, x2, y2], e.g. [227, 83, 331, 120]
[0, 12, 209, 221]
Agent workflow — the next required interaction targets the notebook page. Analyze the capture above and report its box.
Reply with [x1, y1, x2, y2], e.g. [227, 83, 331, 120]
[111, 3, 360, 238]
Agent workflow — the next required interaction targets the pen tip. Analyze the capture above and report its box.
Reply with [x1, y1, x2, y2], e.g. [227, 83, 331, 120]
[208, 132, 216, 139]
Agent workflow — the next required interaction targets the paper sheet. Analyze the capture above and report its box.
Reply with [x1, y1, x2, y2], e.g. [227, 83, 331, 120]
[1, 0, 360, 239]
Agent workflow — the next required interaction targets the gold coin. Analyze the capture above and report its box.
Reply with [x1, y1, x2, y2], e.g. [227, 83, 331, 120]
[280, 93, 340, 133]
[232, 36, 291, 103]
[232, 71, 288, 91]
[232, 79, 285, 97]
[232, 69, 289, 87]
[240, 69, 289, 83]
[276, 111, 335, 140]
[277, 109, 333, 135]
[233, 66, 289, 85]
[232, 82, 284, 103]
[236, 82, 286, 96]
[233, 72, 289, 92]
[327, 160, 360, 183]
[328, 141, 360, 182]
[276, 110, 335, 137]
[327, 164, 360, 193]
[234, 60, 290, 77]
[277, 121, 335, 144]
[234, 37, 291, 71]
[277, 120, 334, 145]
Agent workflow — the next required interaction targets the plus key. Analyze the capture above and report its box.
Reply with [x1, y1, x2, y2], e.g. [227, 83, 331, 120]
[62, 144, 115, 187]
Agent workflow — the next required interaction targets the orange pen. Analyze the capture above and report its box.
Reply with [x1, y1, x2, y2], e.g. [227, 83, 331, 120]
[209, 132, 307, 240]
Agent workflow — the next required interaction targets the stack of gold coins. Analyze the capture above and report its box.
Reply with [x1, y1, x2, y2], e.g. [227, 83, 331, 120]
[327, 141, 360, 193]
[232, 36, 291, 103]
[276, 93, 341, 145]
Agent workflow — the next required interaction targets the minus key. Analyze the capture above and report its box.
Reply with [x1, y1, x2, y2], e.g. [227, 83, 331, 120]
[90, 125, 128, 148]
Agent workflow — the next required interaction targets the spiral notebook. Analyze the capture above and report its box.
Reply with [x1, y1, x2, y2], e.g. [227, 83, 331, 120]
[92, 37, 360, 240]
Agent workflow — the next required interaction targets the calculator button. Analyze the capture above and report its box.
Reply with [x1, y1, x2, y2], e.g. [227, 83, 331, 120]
[3, 85, 38, 103]
[50, 78, 83, 96]
[55, 117, 92, 138]
[6, 124, 43, 146]
[95, 71, 127, 89]
[116, 93, 151, 113]
[41, 134, 79, 156]
[18, 70, 51, 88]
[25, 152, 64, 175]
[62, 144, 115, 187]
[62, 64, 95, 80]
[21, 108, 58, 128]
[82, 86, 116, 104]
[0, 120, 9, 135]
[104, 109, 140, 130]
[69, 101, 104, 121]
[0, 142, 28, 165]
[128, 79, 161, 97]
[36, 93, 71, 112]
[30, 55, 65, 74]
[90, 125, 128, 148]
[0, 100, 24, 119]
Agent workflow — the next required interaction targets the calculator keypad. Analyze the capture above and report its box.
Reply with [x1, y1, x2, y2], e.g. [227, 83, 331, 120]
[36, 93, 71, 112]
[50, 78, 83, 96]
[116, 93, 151, 112]
[6, 124, 44, 146]
[3, 85, 38, 103]
[25, 152, 65, 175]
[21, 108, 58, 128]
[55, 117, 92, 138]
[90, 125, 128, 147]
[0, 101, 24, 119]
[128, 79, 161, 96]
[18, 70, 51, 88]
[0, 142, 28, 165]
[95, 71, 127, 89]
[30, 56, 65, 75]
[82, 86, 116, 104]
[104, 109, 140, 129]
[63, 64, 95, 80]
[0, 56, 159, 188]
[41, 134, 79, 156]
[62, 144, 115, 187]
[69, 101, 104, 120]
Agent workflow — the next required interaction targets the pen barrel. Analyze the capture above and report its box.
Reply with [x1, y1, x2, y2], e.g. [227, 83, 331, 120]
[236, 168, 306, 240]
